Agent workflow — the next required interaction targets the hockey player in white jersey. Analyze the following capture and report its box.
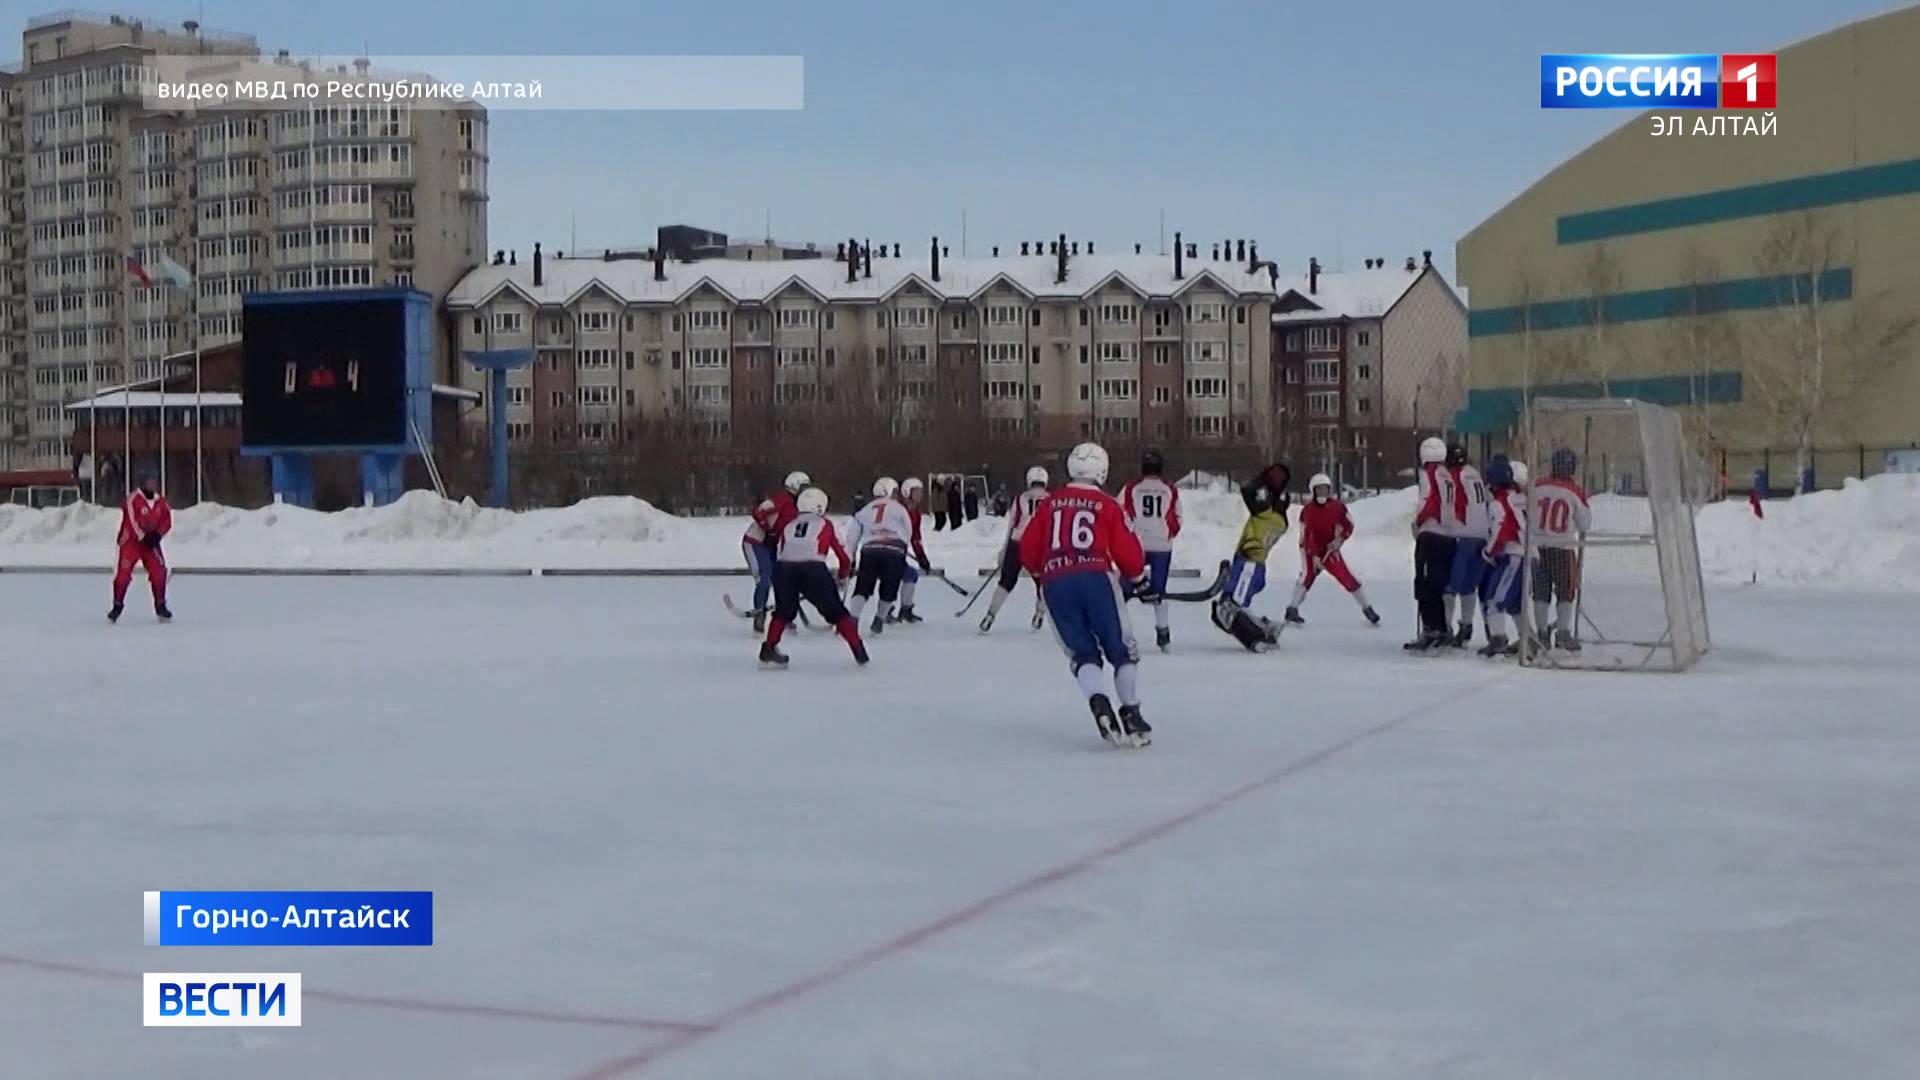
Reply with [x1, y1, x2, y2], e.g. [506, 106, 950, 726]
[1475, 458, 1527, 657]
[759, 487, 869, 668]
[846, 477, 932, 635]
[1530, 447, 1593, 651]
[1441, 443, 1491, 647]
[1120, 449, 1181, 651]
[979, 466, 1051, 633]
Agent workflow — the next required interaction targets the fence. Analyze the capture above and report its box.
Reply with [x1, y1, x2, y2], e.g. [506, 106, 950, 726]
[1713, 443, 1920, 496]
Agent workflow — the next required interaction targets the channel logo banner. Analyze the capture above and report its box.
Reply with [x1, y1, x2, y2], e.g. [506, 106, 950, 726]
[145, 890, 433, 947]
[1541, 54, 1719, 108]
[144, 972, 302, 1027]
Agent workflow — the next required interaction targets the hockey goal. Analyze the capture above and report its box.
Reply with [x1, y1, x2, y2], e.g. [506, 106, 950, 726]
[1521, 398, 1711, 672]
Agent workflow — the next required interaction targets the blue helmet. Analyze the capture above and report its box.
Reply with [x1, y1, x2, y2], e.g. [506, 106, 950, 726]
[1550, 447, 1578, 479]
[1485, 456, 1514, 488]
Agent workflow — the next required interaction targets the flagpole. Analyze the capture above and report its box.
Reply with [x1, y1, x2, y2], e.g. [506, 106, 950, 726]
[149, 246, 164, 500]
[121, 259, 132, 498]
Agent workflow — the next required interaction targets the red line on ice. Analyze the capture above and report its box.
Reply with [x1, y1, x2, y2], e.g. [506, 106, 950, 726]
[573, 682, 1490, 1079]
[0, 953, 712, 1034]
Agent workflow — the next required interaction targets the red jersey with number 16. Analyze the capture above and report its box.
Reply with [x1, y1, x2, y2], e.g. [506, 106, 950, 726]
[1019, 481, 1146, 584]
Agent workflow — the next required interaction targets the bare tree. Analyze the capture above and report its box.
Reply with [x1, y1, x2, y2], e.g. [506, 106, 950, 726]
[1657, 247, 1743, 466]
[1569, 243, 1625, 397]
[1745, 210, 1918, 491]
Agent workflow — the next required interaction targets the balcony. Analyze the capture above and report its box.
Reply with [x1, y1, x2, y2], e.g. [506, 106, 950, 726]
[390, 241, 415, 262]
[273, 201, 375, 228]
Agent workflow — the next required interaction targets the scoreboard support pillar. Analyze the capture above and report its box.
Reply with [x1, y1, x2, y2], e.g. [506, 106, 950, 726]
[463, 349, 536, 508]
[361, 452, 406, 507]
[270, 454, 316, 509]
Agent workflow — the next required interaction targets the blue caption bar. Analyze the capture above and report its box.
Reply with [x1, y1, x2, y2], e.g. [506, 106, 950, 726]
[1540, 53, 1719, 109]
[145, 891, 433, 946]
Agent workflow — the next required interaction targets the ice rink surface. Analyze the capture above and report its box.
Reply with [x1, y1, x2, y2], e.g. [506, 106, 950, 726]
[3, 573, 1917, 1079]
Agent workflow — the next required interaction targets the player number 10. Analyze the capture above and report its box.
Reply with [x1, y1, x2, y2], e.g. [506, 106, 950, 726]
[1051, 508, 1096, 552]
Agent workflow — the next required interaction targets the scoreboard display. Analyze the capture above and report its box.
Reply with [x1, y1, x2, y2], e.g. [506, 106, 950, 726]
[242, 290, 431, 452]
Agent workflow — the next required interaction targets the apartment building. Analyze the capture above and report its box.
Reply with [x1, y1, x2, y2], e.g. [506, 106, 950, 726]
[6, 11, 488, 472]
[0, 67, 23, 468]
[1270, 254, 1468, 480]
[446, 241, 1277, 451]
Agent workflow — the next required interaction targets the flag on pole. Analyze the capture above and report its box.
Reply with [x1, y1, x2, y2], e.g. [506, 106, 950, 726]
[126, 251, 194, 290]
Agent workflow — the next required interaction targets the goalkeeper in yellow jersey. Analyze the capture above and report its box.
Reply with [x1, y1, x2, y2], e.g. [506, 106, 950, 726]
[1212, 462, 1292, 652]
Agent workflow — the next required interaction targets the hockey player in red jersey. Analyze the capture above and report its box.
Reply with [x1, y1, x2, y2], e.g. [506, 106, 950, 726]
[1120, 448, 1181, 651]
[1019, 442, 1156, 748]
[1476, 458, 1527, 657]
[759, 487, 869, 668]
[1285, 473, 1380, 627]
[979, 466, 1050, 633]
[741, 470, 809, 632]
[110, 472, 173, 623]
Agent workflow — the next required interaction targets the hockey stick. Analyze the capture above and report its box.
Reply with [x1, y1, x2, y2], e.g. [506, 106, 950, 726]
[932, 569, 970, 597]
[1158, 560, 1230, 603]
[722, 593, 817, 629]
[954, 572, 995, 617]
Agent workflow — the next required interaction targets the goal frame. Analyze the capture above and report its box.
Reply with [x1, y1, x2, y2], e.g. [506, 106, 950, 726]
[1520, 397, 1711, 672]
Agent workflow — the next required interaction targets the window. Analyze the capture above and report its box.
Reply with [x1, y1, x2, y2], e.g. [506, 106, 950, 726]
[986, 304, 1022, 326]
[578, 349, 615, 370]
[1153, 386, 1171, 405]
[472, 316, 484, 335]
[823, 348, 836, 368]
[1307, 391, 1340, 418]
[1031, 347, 1041, 366]
[1185, 377, 1227, 399]
[1031, 309, 1042, 327]
[1357, 364, 1371, 380]
[1236, 306, 1248, 324]
[580, 423, 611, 442]
[985, 342, 1023, 364]
[897, 344, 929, 364]
[1152, 308, 1173, 333]
[893, 306, 930, 329]
[950, 311, 967, 331]
[507, 421, 533, 442]
[1079, 346, 1089, 365]
[1187, 341, 1224, 363]
[578, 385, 616, 406]
[1154, 345, 1171, 366]
[689, 348, 728, 368]
[1187, 302, 1226, 324]
[1078, 308, 1090, 327]
[626, 390, 637, 407]
[875, 347, 887, 365]
[1096, 342, 1136, 364]
[491, 311, 524, 333]
[1356, 397, 1371, 415]
[670, 351, 682, 370]
[550, 390, 568, 408]
[777, 347, 817, 367]
[776, 383, 820, 404]
[778, 307, 816, 329]
[1285, 367, 1303, 385]
[1098, 416, 1139, 437]
[1352, 429, 1369, 449]
[1078, 385, 1090, 401]
[688, 308, 728, 331]
[1096, 378, 1138, 400]
[983, 380, 1027, 400]
[1307, 325, 1340, 351]
[824, 311, 835, 330]
[671, 314, 682, 331]
[1308, 359, 1339, 384]
[1189, 414, 1226, 437]
[1356, 329, 1372, 347]
[1099, 301, 1136, 324]
[579, 311, 613, 332]
[1310, 426, 1337, 449]
[625, 352, 636, 370]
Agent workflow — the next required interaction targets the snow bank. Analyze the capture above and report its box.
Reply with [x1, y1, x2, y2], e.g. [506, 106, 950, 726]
[3, 475, 1915, 589]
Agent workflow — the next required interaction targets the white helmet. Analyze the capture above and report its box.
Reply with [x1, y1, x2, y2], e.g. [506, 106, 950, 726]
[796, 486, 829, 515]
[1024, 466, 1048, 488]
[1066, 442, 1110, 485]
[783, 470, 810, 494]
[1510, 462, 1530, 488]
[1419, 437, 1447, 464]
[900, 476, 924, 500]
[1308, 473, 1334, 501]
[871, 476, 898, 499]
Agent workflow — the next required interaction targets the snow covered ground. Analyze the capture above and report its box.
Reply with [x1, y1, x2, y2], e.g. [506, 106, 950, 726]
[3, 573, 1917, 1078]
[5, 474, 1916, 590]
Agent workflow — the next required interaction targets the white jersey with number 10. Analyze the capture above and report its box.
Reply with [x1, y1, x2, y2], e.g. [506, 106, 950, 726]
[1005, 488, 1047, 543]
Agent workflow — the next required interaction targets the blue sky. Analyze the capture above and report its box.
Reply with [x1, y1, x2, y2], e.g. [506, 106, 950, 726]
[18, 0, 1901, 277]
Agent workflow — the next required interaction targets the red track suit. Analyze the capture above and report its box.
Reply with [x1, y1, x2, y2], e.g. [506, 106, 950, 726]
[113, 489, 172, 608]
[1290, 497, 1374, 618]
[741, 489, 798, 611]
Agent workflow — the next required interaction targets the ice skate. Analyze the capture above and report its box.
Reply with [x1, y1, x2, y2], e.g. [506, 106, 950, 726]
[1155, 626, 1171, 652]
[1477, 633, 1510, 658]
[978, 612, 995, 633]
[1088, 693, 1124, 746]
[107, 603, 123, 624]
[1283, 606, 1305, 625]
[155, 603, 172, 623]
[758, 642, 789, 668]
[1362, 606, 1381, 626]
[751, 607, 767, 633]
[1117, 704, 1152, 748]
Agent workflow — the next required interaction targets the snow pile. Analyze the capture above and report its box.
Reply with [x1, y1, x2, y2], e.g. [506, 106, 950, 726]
[3, 475, 1916, 589]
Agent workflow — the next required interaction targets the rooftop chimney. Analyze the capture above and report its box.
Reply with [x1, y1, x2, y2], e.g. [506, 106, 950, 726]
[1236, 239, 1246, 264]
[1248, 242, 1259, 271]
[1134, 243, 1142, 254]
[1211, 244, 1219, 260]
[491, 249, 504, 266]
[847, 237, 858, 283]
[836, 241, 846, 261]
[1071, 241, 1079, 256]
[892, 242, 901, 258]
[183, 18, 199, 34]
[931, 235, 941, 283]
[532, 242, 542, 286]
[992, 245, 1000, 257]
[653, 244, 666, 282]
[1087, 241, 1095, 254]
[1173, 231, 1184, 281]
[1020, 241, 1029, 256]
[1405, 256, 1416, 272]
[941, 245, 949, 257]
[1186, 242, 1197, 258]
[508, 250, 516, 266]
[1422, 249, 1433, 268]
[1309, 257, 1321, 295]
[1056, 233, 1068, 285]
[863, 241, 872, 280]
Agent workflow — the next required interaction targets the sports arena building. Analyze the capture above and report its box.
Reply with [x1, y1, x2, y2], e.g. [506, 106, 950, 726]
[1455, 5, 1920, 488]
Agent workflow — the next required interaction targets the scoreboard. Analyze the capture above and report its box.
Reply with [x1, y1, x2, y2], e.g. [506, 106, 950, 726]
[241, 289, 433, 453]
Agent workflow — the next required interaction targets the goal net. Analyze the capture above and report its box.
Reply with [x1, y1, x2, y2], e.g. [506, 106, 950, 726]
[1521, 398, 1711, 672]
